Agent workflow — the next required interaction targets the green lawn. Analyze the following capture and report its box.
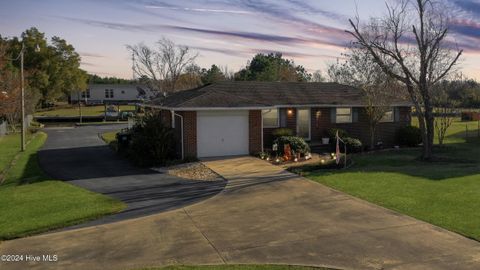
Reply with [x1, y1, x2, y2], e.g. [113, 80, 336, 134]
[0, 132, 126, 239]
[35, 105, 136, 117]
[138, 265, 332, 270]
[0, 134, 23, 175]
[101, 131, 118, 144]
[305, 118, 480, 241]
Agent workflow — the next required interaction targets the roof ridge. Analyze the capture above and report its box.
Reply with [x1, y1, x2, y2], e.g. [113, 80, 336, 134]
[174, 84, 215, 107]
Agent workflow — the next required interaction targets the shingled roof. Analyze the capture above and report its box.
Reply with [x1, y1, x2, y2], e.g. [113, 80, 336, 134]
[148, 81, 410, 109]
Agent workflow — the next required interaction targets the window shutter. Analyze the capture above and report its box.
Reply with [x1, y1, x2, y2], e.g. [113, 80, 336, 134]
[352, 108, 359, 122]
[330, 108, 336, 123]
[394, 107, 400, 122]
[280, 109, 287, 127]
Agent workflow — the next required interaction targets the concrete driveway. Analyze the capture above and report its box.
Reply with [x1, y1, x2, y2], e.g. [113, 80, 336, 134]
[37, 125, 225, 226]
[1, 157, 480, 270]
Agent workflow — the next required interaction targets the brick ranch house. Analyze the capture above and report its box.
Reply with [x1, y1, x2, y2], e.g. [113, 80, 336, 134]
[144, 81, 412, 159]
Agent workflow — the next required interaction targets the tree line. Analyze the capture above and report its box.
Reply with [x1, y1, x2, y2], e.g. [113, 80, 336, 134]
[127, 38, 322, 94]
[0, 28, 87, 127]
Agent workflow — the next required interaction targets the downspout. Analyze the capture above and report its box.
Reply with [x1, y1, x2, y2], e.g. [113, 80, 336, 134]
[171, 110, 184, 160]
[260, 110, 265, 152]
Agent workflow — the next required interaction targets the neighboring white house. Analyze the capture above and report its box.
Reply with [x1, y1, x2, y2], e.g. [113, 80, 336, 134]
[70, 84, 155, 104]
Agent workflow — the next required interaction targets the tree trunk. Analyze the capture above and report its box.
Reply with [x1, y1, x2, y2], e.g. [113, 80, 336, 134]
[370, 123, 376, 150]
[416, 112, 430, 160]
[424, 109, 435, 160]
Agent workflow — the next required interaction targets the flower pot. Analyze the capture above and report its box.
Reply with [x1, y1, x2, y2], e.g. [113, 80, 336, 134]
[322, 137, 330, 145]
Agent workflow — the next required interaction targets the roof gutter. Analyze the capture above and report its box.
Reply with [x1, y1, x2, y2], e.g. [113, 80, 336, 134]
[140, 103, 412, 111]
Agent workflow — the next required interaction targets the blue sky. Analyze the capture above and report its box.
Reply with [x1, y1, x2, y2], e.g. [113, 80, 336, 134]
[1, 0, 479, 80]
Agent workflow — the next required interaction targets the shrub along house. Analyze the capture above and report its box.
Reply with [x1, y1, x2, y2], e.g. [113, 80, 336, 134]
[145, 81, 411, 159]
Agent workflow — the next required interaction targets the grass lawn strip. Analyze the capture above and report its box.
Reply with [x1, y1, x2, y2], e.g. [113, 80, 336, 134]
[0, 132, 125, 240]
[0, 132, 35, 184]
[305, 119, 480, 241]
[138, 265, 333, 270]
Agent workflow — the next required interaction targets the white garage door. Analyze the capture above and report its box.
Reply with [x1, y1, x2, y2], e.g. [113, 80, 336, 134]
[197, 110, 249, 158]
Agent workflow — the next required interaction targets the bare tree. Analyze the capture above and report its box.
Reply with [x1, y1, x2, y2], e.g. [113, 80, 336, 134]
[221, 65, 235, 81]
[329, 47, 398, 149]
[311, 70, 326, 82]
[128, 37, 198, 95]
[433, 77, 461, 145]
[347, 0, 463, 160]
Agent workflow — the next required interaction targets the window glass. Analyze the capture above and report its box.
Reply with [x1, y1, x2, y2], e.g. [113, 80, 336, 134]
[262, 109, 279, 128]
[380, 108, 394, 122]
[336, 108, 352, 123]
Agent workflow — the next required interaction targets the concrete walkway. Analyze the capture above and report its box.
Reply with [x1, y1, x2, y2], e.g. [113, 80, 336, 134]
[1, 157, 480, 270]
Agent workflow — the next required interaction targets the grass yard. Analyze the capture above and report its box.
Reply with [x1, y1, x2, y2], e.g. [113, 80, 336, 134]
[138, 265, 332, 270]
[0, 132, 125, 240]
[305, 118, 480, 241]
[101, 131, 118, 144]
[35, 105, 136, 117]
[0, 134, 25, 175]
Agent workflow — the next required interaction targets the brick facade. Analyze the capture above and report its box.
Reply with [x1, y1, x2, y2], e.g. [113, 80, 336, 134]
[178, 111, 197, 159]
[249, 110, 262, 154]
[263, 106, 411, 149]
[157, 106, 410, 158]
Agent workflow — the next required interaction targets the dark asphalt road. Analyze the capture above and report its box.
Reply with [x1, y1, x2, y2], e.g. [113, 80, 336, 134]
[38, 125, 225, 227]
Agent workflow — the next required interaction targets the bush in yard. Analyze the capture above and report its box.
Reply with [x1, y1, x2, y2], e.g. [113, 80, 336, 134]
[272, 128, 294, 138]
[326, 128, 349, 141]
[343, 137, 363, 153]
[325, 127, 363, 153]
[127, 112, 175, 167]
[396, 126, 422, 147]
[274, 136, 311, 155]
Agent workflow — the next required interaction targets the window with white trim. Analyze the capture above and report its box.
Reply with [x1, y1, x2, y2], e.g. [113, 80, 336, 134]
[336, 108, 352, 123]
[262, 109, 279, 128]
[105, 89, 114, 98]
[81, 89, 90, 99]
[380, 108, 394, 122]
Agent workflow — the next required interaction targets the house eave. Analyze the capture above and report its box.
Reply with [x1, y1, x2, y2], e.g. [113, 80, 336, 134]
[141, 103, 413, 111]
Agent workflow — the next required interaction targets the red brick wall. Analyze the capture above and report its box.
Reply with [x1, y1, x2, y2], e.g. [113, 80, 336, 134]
[249, 110, 262, 154]
[262, 108, 296, 149]
[334, 107, 411, 147]
[263, 106, 411, 149]
[286, 108, 297, 130]
[178, 111, 197, 158]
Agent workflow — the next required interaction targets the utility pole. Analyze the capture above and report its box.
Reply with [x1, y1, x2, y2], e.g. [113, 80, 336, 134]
[78, 91, 82, 124]
[20, 43, 25, 152]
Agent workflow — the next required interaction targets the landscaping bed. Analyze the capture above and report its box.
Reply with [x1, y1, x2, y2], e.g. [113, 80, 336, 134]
[152, 162, 223, 181]
[137, 265, 333, 270]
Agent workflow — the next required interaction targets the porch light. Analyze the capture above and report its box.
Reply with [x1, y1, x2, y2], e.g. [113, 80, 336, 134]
[320, 159, 325, 164]
[287, 109, 293, 115]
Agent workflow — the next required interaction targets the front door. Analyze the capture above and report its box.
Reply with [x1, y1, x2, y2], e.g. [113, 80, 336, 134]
[297, 108, 311, 141]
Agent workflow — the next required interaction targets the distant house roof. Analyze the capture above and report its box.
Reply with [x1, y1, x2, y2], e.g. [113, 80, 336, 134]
[148, 81, 411, 110]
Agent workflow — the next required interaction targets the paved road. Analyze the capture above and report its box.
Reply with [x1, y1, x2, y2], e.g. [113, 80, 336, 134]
[38, 125, 225, 226]
[1, 156, 480, 270]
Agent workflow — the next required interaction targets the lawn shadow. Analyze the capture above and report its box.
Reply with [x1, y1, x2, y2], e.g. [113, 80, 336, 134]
[302, 141, 480, 181]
